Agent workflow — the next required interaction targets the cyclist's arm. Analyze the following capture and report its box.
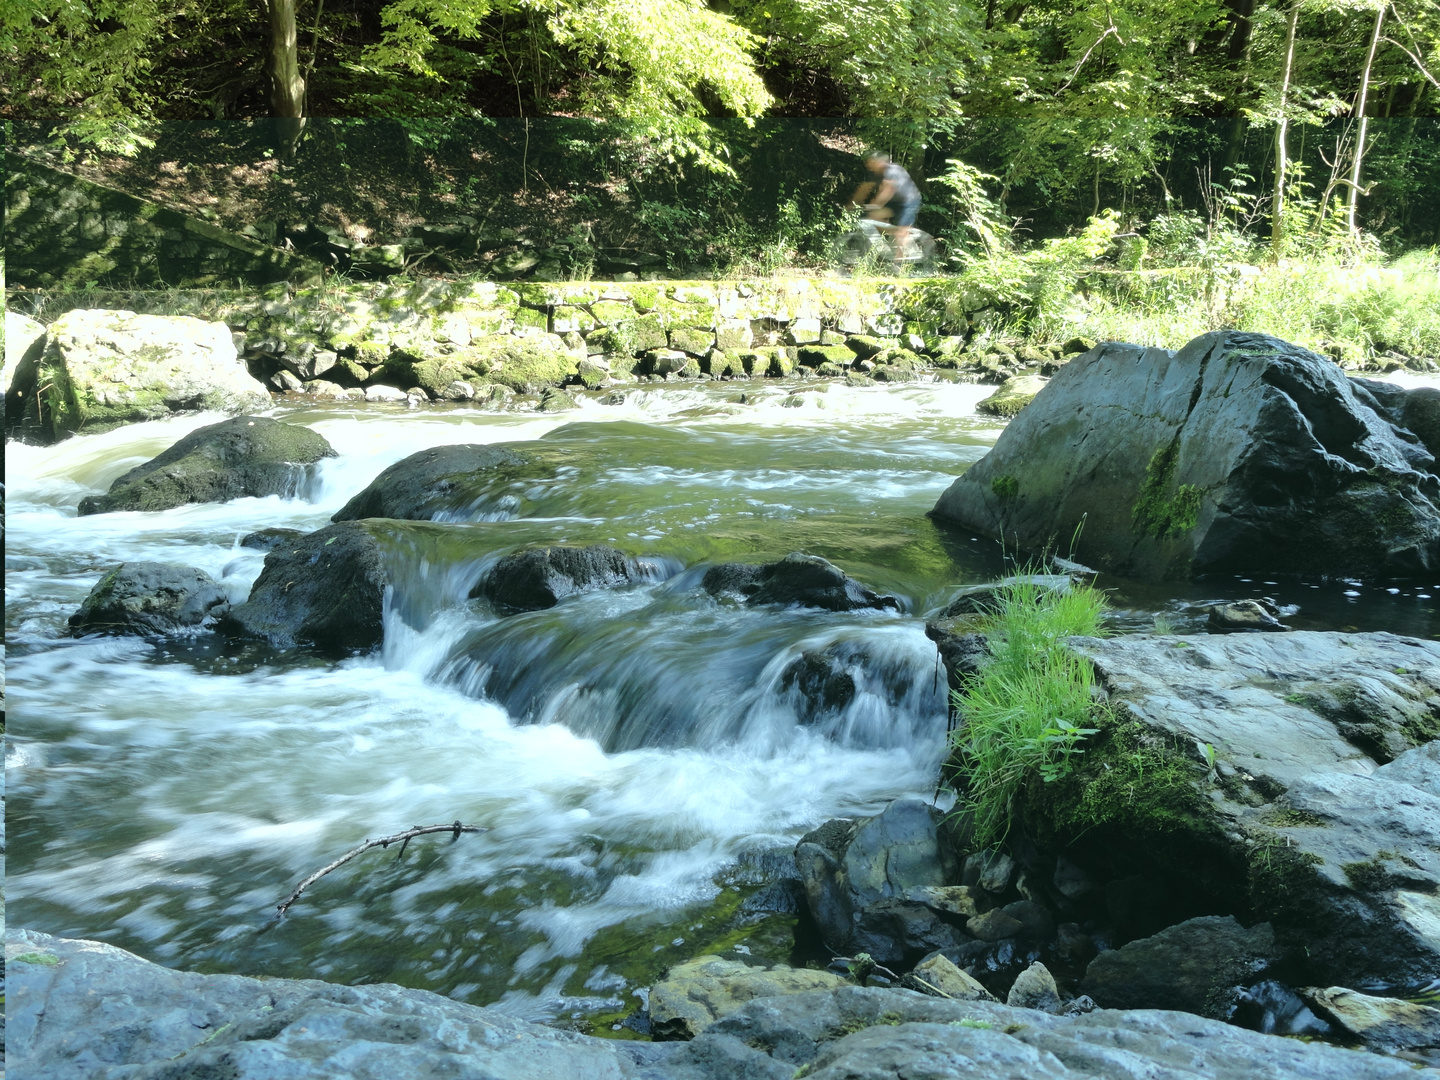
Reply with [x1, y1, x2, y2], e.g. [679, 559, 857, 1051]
[850, 181, 877, 207]
[872, 179, 896, 207]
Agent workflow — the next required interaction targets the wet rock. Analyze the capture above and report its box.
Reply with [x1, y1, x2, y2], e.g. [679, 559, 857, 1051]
[1080, 915, 1278, 1019]
[968, 850, 1017, 894]
[77, 416, 335, 515]
[238, 527, 305, 552]
[473, 544, 665, 613]
[778, 647, 858, 722]
[702, 552, 900, 613]
[332, 443, 549, 522]
[850, 899, 967, 969]
[68, 562, 229, 636]
[1052, 857, 1099, 902]
[537, 386, 578, 411]
[12, 932, 1421, 1080]
[977, 373, 1048, 418]
[909, 952, 998, 1001]
[933, 331, 1440, 579]
[647, 955, 848, 1040]
[1007, 961, 1063, 1013]
[5, 309, 272, 442]
[1301, 986, 1440, 1052]
[1231, 980, 1333, 1037]
[967, 908, 1024, 942]
[363, 383, 408, 403]
[222, 521, 389, 653]
[795, 799, 958, 954]
[1207, 598, 1290, 632]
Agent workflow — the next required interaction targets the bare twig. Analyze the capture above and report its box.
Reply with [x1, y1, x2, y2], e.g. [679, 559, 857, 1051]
[275, 821, 488, 916]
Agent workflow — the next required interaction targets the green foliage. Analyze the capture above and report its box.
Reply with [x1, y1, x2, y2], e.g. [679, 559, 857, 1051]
[949, 578, 1108, 848]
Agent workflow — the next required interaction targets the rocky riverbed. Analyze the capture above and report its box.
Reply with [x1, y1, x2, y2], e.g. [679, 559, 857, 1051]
[6, 303, 1440, 1077]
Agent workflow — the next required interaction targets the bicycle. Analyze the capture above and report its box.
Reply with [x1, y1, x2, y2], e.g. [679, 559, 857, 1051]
[832, 206, 938, 276]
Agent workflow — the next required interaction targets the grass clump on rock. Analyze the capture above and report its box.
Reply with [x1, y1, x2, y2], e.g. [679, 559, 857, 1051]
[949, 577, 1108, 847]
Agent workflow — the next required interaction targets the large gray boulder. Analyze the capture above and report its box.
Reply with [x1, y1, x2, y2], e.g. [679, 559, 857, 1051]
[932, 332, 1440, 578]
[68, 562, 230, 636]
[4, 309, 271, 442]
[795, 799, 962, 964]
[472, 544, 669, 613]
[1022, 631, 1440, 989]
[77, 416, 335, 515]
[331, 442, 552, 522]
[222, 522, 390, 653]
[4, 309, 46, 393]
[10, 932, 1422, 1080]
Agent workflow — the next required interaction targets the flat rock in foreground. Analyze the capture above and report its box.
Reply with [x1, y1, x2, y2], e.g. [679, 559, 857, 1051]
[7, 931, 1423, 1080]
[932, 331, 1440, 578]
[1039, 631, 1440, 988]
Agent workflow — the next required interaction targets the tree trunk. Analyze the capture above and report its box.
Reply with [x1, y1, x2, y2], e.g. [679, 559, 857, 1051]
[1272, 1, 1300, 248]
[266, 0, 307, 159]
[1346, 3, 1385, 235]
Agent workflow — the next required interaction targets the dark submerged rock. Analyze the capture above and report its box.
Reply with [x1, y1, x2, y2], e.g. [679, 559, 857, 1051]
[237, 527, 305, 552]
[472, 544, 665, 613]
[68, 562, 229, 636]
[222, 521, 389, 653]
[331, 443, 550, 522]
[702, 552, 900, 613]
[932, 331, 1440, 579]
[77, 416, 334, 515]
[1080, 915, 1278, 1019]
[1207, 598, 1290, 632]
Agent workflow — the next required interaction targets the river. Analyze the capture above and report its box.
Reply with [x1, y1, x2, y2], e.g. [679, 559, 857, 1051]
[7, 378, 1438, 1030]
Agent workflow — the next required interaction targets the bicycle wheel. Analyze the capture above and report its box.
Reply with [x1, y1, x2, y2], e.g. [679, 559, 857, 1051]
[909, 232, 938, 276]
[832, 229, 873, 275]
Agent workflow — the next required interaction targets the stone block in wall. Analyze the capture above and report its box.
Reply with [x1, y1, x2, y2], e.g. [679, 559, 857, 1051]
[715, 320, 752, 352]
[669, 327, 714, 357]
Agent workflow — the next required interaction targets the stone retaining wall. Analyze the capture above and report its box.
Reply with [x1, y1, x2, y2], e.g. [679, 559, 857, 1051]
[6, 153, 324, 289]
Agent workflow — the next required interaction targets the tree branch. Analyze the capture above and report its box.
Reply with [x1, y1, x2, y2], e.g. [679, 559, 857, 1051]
[275, 821, 488, 916]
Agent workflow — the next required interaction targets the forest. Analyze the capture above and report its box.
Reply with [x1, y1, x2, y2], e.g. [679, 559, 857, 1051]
[5, 0, 1438, 249]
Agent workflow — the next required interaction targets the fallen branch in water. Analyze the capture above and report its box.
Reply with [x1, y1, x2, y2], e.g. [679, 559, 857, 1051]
[275, 821, 488, 916]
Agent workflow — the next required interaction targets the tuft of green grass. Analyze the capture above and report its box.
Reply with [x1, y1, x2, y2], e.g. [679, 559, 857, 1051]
[949, 577, 1108, 848]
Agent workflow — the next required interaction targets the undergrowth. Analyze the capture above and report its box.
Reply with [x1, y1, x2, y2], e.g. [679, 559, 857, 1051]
[949, 578, 1109, 848]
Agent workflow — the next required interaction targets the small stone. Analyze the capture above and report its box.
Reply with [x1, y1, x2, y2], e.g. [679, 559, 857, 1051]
[364, 384, 408, 402]
[1000, 899, 1055, 940]
[1053, 857, 1099, 901]
[1007, 961, 1063, 1013]
[443, 380, 475, 401]
[974, 851, 1016, 894]
[908, 953, 998, 1001]
[1302, 986, 1440, 1052]
[967, 908, 1023, 942]
[1207, 599, 1290, 633]
[903, 885, 988, 919]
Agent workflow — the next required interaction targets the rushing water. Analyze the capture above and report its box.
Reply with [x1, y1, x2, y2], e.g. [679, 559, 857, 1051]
[6, 377, 1439, 1028]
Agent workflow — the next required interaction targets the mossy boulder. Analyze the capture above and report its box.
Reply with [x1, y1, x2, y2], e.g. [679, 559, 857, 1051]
[4, 309, 271, 442]
[976, 374, 1048, 418]
[332, 443, 552, 522]
[68, 562, 230, 636]
[797, 344, 854, 368]
[465, 334, 580, 393]
[933, 331, 1440, 579]
[221, 521, 391, 653]
[4, 309, 46, 393]
[77, 416, 335, 515]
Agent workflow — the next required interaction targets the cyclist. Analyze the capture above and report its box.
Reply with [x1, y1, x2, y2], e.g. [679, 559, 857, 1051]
[850, 153, 921, 268]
